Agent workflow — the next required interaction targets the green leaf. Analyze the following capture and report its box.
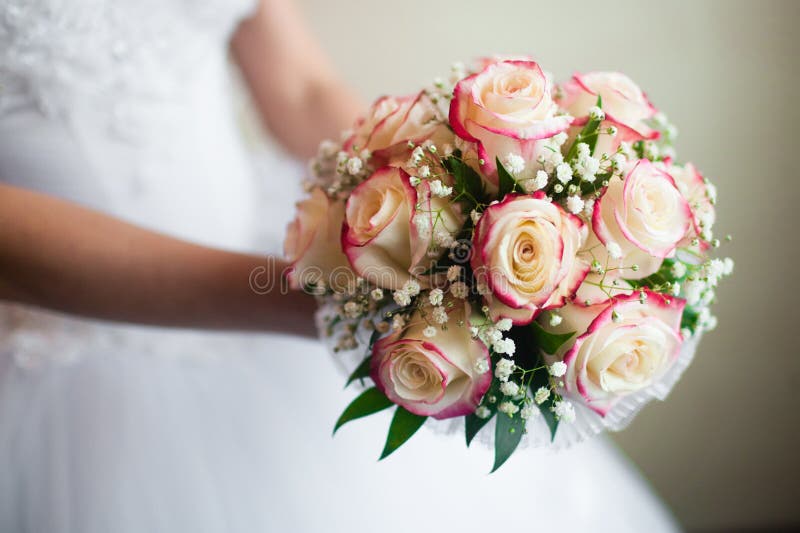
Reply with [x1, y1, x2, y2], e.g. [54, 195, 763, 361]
[491, 411, 524, 472]
[538, 399, 559, 441]
[565, 95, 604, 161]
[496, 157, 519, 199]
[345, 356, 372, 387]
[632, 140, 646, 159]
[368, 328, 382, 349]
[380, 407, 427, 460]
[583, 121, 602, 155]
[333, 387, 392, 434]
[529, 367, 559, 441]
[530, 321, 575, 354]
[465, 411, 495, 447]
[680, 307, 700, 334]
[443, 154, 485, 206]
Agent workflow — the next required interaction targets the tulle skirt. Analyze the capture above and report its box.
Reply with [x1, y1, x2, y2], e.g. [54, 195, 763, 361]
[0, 307, 680, 533]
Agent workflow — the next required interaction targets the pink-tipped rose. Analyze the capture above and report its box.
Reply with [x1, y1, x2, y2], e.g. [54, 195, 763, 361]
[583, 118, 651, 159]
[371, 301, 491, 419]
[449, 60, 571, 183]
[471, 193, 589, 325]
[589, 160, 692, 279]
[667, 162, 716, 248]
[558, 71, 659, 139]
[342, 166, 461, 290]
[345, 92, 453, 167]
[545, 291, 686, 416]
[284, 187, 354, 291]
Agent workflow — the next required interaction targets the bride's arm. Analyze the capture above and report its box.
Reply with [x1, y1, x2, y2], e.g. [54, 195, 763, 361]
[231, 0, 363, 158]
[0, 184, 317, 336]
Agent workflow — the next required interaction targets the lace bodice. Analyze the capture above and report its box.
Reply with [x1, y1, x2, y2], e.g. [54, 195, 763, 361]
[0, 0, 266, 244]
[0, 0, 257, 130]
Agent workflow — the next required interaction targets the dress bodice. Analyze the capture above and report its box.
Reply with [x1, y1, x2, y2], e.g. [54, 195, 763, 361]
[0, 0, 257, 122]
[0, 0, 305, 372]
[0, 0, 268, 251]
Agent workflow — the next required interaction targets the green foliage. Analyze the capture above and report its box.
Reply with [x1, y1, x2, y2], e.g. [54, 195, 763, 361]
[496, 157, 521, 199]
[443, 151, 486, 207]
[380, 407, 428, 460]
[492, 410, 525, 472]
[529, 363, 559, 441]
[530, 320, 575, 355]
[345, 356, 372, 387]
[465, 411, 495, 447]
[368, 328, 382, 348]
[681, 307, 700, 333]
[565, 95, 604, 162]
[503, 323, 571, 445]
[626, 258, 679, 286]
[464, 377, 503, 447]
[632, 140, 646, 159]
[333, 387, 393, 434]
[344, 329, 382, 387]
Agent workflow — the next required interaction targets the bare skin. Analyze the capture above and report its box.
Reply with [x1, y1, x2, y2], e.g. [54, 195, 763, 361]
[0, 0, 363, 336]
[232, 0, 362, 158]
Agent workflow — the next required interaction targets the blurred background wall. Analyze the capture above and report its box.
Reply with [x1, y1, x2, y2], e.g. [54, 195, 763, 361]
[289, 0, 799, 530]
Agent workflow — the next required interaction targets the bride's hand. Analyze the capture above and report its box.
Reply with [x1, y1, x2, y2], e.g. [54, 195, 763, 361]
[0, 183, 317, 336]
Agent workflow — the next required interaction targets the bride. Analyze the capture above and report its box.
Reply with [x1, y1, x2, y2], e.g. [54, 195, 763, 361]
[0, 0, 680, 531]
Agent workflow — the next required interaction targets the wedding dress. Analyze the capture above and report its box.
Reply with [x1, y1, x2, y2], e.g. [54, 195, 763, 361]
[0, 0, 680, 531]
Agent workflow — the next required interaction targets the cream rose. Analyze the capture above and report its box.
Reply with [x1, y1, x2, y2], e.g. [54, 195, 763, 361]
[345, 92, 453, 167]
[667, 162, 716, 247]
[449, 60, 571, 183]
[284, 187, 354, 291]
[543, 291, 686, 416]
[589, 160, 692, 279]
[371, 301, 491, 419]
[342, 166, 461, 290]
[471, 193, 589, 325]
[558, 71, 658, 138]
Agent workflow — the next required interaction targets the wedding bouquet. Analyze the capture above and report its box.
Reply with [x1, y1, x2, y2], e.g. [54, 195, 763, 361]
[284, 57, 732, 471]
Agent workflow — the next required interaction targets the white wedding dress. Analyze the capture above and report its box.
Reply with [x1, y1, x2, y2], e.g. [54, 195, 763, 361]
[0, 0, 680, 531]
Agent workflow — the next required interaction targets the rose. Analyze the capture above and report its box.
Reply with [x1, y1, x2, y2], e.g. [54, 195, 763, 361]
[449, 60, 571, 183]
[667, 162, 716, 247]
[589, 159, 692, 279]
[342, 166, 462, 290]
[544, 291, 685, 415]
[475, 54, 535, 69]
[471, 193, 589, 325]
[371, 301, 491, 418]
[284, 187, 354, 291]
[558, 71, 658, 139]
[344, 92, 453, 167]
